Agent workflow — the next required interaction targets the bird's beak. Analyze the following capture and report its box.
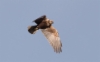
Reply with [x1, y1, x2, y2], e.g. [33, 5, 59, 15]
[51, 21, 54, 24]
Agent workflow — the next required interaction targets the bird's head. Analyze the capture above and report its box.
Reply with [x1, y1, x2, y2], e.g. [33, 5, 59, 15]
[48, 20, 54, 24]
[47, 20, 53, 27]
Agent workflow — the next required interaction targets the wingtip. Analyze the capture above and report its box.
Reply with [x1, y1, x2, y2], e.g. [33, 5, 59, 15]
[32, 15, 47, 22]
[28, 25, 38, 34]
[54, 47, 62, 53]
[41, 15, 46, 19]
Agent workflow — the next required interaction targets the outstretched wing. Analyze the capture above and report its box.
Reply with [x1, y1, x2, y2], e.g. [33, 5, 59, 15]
[41, 26, 62, 53]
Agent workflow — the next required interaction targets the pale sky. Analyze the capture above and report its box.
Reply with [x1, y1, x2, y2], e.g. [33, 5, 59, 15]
[0, 0, 100, 62]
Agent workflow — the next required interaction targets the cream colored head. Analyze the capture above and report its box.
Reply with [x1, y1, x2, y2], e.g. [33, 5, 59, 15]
[45, 18, 54, 27]
[46, 18, 53, 24]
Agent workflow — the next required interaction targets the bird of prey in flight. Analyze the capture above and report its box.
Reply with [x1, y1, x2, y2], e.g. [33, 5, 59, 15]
[28, 15, 62, 53]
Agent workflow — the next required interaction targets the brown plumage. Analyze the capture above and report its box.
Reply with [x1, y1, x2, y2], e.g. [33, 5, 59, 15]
[28, 15, 62, 53]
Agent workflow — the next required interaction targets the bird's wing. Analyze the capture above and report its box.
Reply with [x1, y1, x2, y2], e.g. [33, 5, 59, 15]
[41, 26, 62, 53]
[28, 25, 38, 34]
[33, 15, 46, 25]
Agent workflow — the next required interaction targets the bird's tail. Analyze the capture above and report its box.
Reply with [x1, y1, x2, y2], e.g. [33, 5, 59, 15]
[28, 25, 39, 34]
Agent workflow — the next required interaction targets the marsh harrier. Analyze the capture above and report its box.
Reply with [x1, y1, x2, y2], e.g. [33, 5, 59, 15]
[28, 15, 62, 53]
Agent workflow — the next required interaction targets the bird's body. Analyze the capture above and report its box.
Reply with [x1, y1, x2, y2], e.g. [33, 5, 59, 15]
[28, 15, 62, 53]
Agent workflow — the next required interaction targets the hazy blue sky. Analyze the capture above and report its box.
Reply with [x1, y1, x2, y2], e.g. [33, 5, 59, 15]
[0, 0, 99, 62]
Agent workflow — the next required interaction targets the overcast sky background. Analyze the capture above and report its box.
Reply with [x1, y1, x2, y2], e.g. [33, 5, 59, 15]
[0, 0, 100, 62]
